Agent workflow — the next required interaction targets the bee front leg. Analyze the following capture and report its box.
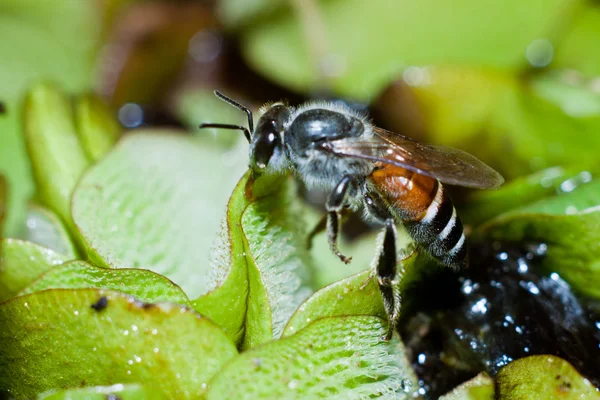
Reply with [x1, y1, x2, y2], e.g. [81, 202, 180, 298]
[326, 175, 356, 264]
[377, 219, 401, 341]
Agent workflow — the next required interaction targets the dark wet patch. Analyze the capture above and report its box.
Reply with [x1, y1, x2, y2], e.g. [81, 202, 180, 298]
[399, 241, 600, 399]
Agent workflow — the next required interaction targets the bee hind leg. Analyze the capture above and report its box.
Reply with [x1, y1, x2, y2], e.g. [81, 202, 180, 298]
[325, 175, 357, 264]
[377, 219, 401, 341]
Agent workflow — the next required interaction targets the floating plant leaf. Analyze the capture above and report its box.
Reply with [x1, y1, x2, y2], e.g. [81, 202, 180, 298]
[439, 373, 495, 400]
[283, 269, 386, 337]
[496, 355, 600, 399]
[0, 0, 98, 237]
[21, 260, 191, 306]
[461, 167, 591, 226]
[37, 383, 166, 400]
[206, 316, 418, 399]
[23, 204, 77, 258]
[241, 0, 565, 98]
[73, 94, 121, 162]
[71, 131, 248, 299]
[478, 180, 600, 299]
[22, 83, 89, 224]
[0, 289, 238, 399]
[387, 67, 600, 180]
[194, 171, 313, 349]
[0, 174, 5, 235]
[0, 239, 69, 301]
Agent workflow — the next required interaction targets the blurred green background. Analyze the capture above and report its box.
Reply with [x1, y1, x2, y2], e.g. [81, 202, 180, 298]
[1, 0, 599, 240]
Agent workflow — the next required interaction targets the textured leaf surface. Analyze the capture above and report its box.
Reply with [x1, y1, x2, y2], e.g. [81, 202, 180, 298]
[206, 316, 417, 399]
[0, 289, 237, 399]
[0, 174, 5, 235]
[71, 131, 247, 298]
[439, 373, 495, 400]
[23, 204, 77, 258]
[496, 355, 600, 399]
[478, 179, 600, 299]
[74, 94, 121, 162]
[283, 269, 386, 337]
[194, 172, 313, 348]
[0, 239, 69, 301]
[21, 260, 191, 306]
[37, 383, 165, 400]
[22, 83, 90, 224]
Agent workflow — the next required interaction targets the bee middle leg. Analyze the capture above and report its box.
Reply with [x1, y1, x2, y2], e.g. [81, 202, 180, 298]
[325, 175, 357, 264]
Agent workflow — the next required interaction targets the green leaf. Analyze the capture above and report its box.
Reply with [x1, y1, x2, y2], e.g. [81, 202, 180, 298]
[284, 249, 422, 336]
[440, 373, 495, 400]
[0, 239, 69, 301]
[283, 269, 386, 337]
[0, 289, 238, 399]
[23, 204, 77, 258]
[461, 167, 590, 226]
[403, 67, 600, 180]
[73, 94, 122, 163]
[194, 171, 313, 349]
[37, 384, 166, 400]
[71, 131, 248, 299]
[20, 260, 191, 306]
[206, 315, 417, 399]
[23, 83, 90, 225]
[477, 179, 600, 299]
[0, 0, 99, 237]
[496, 355, 600, 399]
[0, 174, 6, 234]
[241, 0, 566, 98]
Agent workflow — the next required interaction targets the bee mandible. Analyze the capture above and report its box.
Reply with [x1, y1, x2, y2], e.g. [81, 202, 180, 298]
[200, 91, 504, 340]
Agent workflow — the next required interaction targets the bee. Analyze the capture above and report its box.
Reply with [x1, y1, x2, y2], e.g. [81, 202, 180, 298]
[200, 91, 504, 340]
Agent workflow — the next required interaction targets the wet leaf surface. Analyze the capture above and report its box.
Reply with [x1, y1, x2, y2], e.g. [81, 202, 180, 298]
[21, 260, 191, 306]
[0, 289, 237, 399]
[477, 179, 600, 299]
[37, 383, 166, 400]
[0, 239, 69, 301]
[496, 355, 600, 399]
[439, 373, 494, 400]
[206, 315, 417, 399]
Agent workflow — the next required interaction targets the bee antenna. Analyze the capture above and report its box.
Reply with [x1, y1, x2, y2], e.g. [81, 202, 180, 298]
[214, 90, 254, 133]
[198, 123, 251, 143]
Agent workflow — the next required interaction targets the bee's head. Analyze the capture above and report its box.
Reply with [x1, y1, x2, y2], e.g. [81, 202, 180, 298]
[199, 91, 290, 173]
[249, 104, 290, 172]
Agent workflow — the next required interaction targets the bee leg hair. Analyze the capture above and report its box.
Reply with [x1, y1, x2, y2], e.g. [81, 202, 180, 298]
[325, 175, 356, 264]
[377, 219, 401, 341]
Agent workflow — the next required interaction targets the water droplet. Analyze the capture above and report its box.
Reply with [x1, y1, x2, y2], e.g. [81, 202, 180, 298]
[417, 353, 426, 365]
[118, 103, 144, 128]
[131, 325, 138, 332]
[403, 66, 431, 87]
[151, 329, 158, 335]
[526, 39, 554, 68]
[287, 380, 298, 389]
[400, 378, 413, 392]
[135, 355, 142, 363]
[471, 298, 488, 314]
[128, 360, 134, 365]
[153, 347, 159, 353]
[73, 311, 79, 316]
[123, 330, 129, 336]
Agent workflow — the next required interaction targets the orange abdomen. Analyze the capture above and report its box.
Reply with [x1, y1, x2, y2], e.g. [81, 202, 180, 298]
[369, 164, 438, 222]
[368, 163, 467, 268]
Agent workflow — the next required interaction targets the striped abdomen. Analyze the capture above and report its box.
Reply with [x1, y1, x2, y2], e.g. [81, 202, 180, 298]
[368, 164, 467, 268]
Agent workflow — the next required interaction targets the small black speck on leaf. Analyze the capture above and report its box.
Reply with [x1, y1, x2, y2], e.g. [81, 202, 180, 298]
[0, 102, 5, 114]
[141, 302, 156, 310]
[91, 296, 109, 311]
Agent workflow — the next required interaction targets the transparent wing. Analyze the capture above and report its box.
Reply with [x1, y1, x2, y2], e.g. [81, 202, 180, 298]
[325, 127, 504, 188]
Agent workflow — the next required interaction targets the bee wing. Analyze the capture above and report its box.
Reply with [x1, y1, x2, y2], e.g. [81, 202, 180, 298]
[326, 126, 504, 188]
